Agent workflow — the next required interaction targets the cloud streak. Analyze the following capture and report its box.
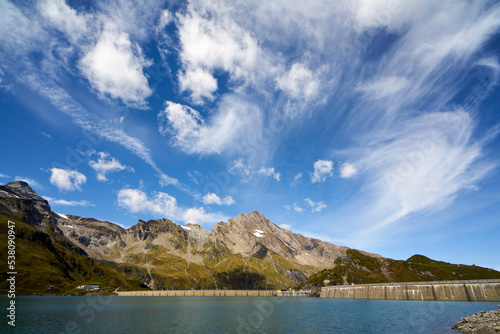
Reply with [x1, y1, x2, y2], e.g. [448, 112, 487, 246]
[353, 111, 497, 235]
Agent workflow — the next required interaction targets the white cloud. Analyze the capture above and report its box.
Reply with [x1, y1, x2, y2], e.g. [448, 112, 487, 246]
[340, 162, 358, 178]
[117, 188, 226, 225]
[293, 203, 304, 213]
[117, 188, 179, 217]
[0, 173, 9, 178]
[41, 131, 52, 139]
[49, 168, 87, 191]
[311, 159, 333, 183]
[305, 198, 327, 213]
[79, 26, 152, 107]
[228, 159, 253, 182]
[159, 173, 179, 187]
[38, 0, 89, 42]
[280, 223, 291, 230]
[178, 67, 218, 104]
[182, 207, 225, 225]
[159, 97, 263, 155]
[157, 10, 173, 31]
[44, 196, 94, 207]
[228, 159, 280, 182]
[175, 3, 264, 103]
[257, 168, 281, 181]
[203, 193, 235, 206]
[89, 152, 131, 181]
[276, 63, 319, 100]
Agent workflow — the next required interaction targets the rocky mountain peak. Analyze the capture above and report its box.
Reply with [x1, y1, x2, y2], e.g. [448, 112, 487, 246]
[127, 218, 185, 241]
[226, 211, 281, 233]
[1, 181, 45, 201]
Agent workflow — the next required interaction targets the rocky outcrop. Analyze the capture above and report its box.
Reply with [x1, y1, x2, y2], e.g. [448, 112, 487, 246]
[454, 307, 500, 333]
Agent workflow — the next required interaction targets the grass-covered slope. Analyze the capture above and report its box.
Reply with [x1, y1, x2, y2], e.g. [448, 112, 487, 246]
[102, 243, 314, 291]
[302, 249, 500, 288]
[0, 213, 148, 295]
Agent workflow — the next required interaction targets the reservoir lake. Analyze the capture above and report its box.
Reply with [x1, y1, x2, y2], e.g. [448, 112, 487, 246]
[3, 296, 498, 333]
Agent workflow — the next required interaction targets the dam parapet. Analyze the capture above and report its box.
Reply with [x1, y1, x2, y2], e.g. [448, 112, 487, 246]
[320, 279, 500, 301]
[116, 290, 314, 297]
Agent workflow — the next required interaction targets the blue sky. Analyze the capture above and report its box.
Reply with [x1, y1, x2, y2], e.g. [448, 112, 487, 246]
[1, 0, 500, 270]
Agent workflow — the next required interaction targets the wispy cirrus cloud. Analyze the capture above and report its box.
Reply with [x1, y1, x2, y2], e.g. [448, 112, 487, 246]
[333, 1, 500, 238]
[44, 196, 94, 207]
[327, 110, 499, 252]
[227, 158, 280, 183]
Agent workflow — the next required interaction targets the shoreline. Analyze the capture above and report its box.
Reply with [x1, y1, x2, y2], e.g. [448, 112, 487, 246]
[454, 305, 500, 333]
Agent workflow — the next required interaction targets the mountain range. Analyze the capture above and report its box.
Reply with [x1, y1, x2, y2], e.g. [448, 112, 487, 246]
[1, 181, 499, 295]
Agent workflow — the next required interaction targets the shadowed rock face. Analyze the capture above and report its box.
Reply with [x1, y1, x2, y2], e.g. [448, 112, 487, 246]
[0, 181, 375, 290]
[0, 181, 86, 255]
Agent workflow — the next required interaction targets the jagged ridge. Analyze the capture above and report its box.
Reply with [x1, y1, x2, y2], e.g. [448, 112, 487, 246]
[0, 182, 355, 292]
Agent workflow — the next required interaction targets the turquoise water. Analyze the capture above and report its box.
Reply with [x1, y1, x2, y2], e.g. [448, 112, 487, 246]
[1, 296, 497, 333]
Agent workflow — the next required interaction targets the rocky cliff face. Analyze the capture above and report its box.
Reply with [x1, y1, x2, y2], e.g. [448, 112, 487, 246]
[210, 211, 349, 268]
[0, 181, 375, 291]
[0, 181, 85, 255]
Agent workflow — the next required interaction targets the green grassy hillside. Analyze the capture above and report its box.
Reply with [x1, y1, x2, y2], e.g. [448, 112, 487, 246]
[302, 249, 500, 288]
[102, 243, 316, 291]
[0, 213, 148, 295]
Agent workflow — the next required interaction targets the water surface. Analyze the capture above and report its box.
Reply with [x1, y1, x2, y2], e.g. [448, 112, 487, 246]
[2, 296, 497, 333]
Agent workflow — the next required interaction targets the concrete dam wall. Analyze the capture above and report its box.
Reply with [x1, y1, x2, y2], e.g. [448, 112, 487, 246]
[116, 290, 310, 297]
[320, 280, 500, 301]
